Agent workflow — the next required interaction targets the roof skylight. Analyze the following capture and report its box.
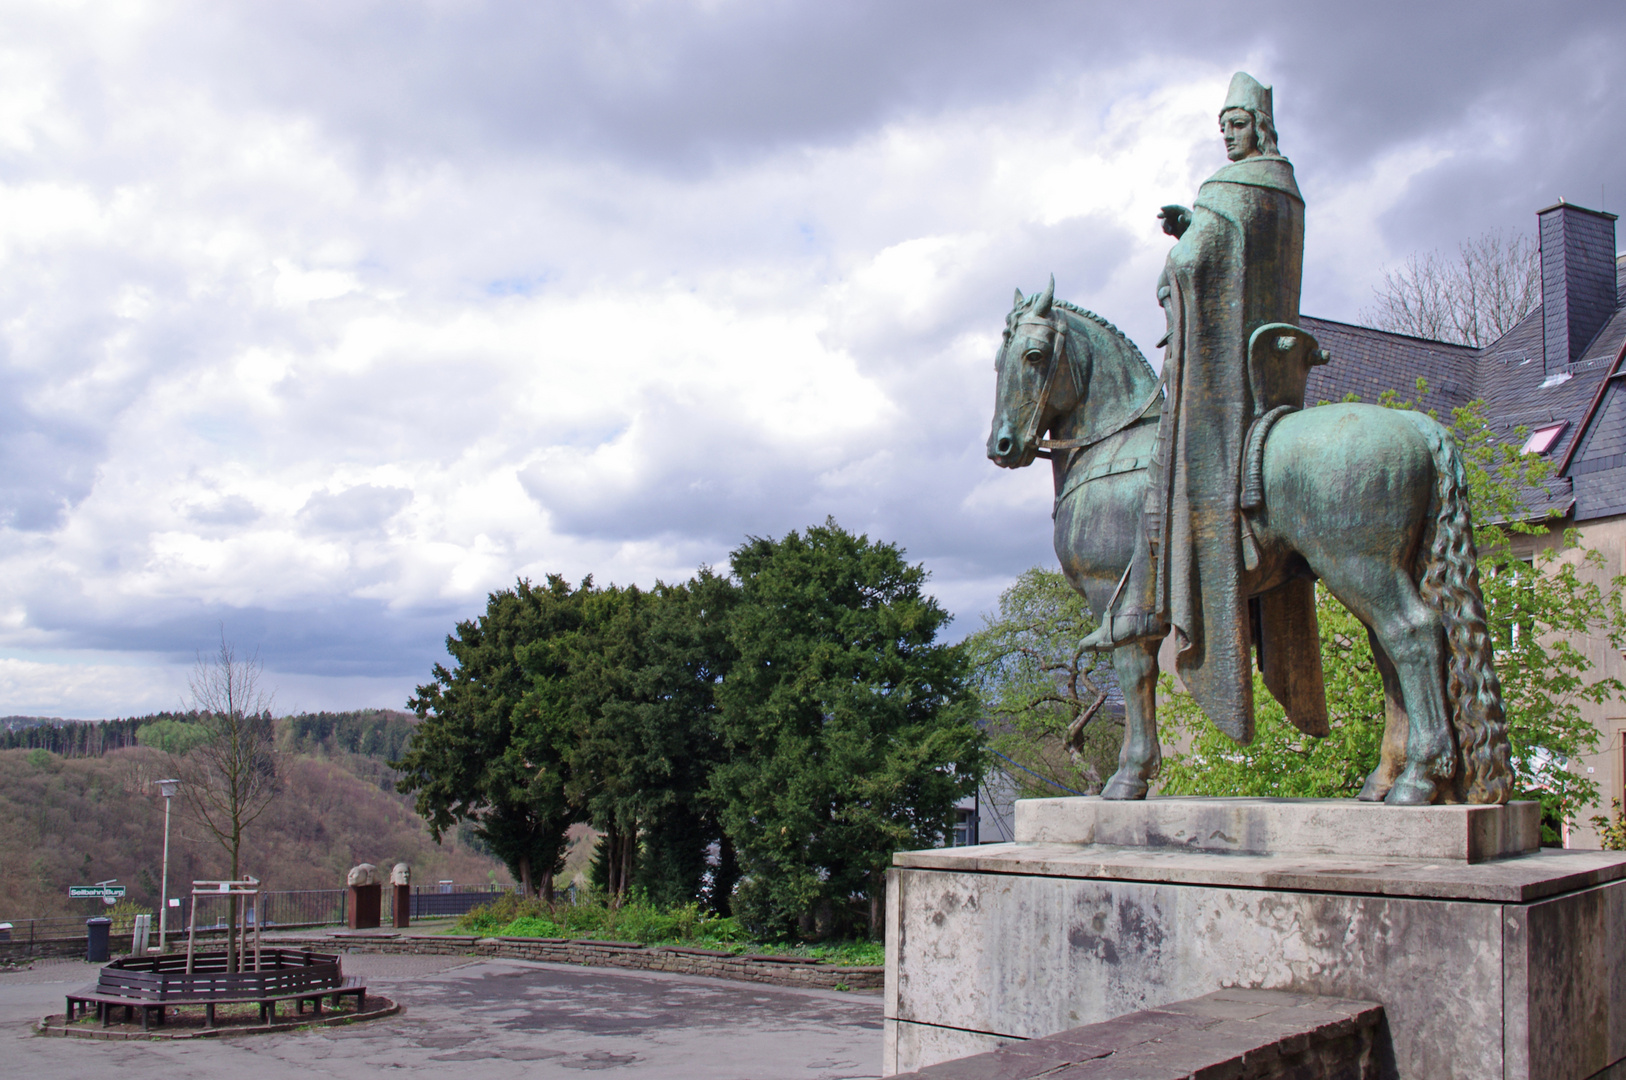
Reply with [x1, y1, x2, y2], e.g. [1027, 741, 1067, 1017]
[1523, 422, 1567, 455]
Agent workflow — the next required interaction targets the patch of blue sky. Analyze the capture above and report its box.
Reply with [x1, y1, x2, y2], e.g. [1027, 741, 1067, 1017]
[484, 274, 550, 297]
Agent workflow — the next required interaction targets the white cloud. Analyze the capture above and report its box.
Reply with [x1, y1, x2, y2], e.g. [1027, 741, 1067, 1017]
[0, 4, 1617, 713]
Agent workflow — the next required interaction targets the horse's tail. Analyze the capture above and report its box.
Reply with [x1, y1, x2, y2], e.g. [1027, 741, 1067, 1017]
[1405, 413, 1514, 803]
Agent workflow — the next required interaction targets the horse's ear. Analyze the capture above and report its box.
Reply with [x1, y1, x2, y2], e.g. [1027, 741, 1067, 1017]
[1012, 287, 1024, 309]
[1034, 274, 1055, 316]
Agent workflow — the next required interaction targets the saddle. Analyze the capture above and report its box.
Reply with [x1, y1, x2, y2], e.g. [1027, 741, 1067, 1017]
[1238, 323, 1329, 570]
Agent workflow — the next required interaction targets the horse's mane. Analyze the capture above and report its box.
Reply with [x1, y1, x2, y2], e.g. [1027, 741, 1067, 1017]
[1050, 300, 1157, 382]
[1007, 292, 1158, 384]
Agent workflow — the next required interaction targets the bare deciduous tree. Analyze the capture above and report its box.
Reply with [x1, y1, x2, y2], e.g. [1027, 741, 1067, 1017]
[1363, 229, 1541, 347]
[177, 633, 277, 971]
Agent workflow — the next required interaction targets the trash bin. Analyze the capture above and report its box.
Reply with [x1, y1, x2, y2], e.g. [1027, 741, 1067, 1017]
[86, 917, 112, 963]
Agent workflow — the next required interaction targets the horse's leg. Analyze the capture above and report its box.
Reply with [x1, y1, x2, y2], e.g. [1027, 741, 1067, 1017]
[1319, 565, 1454, 805]
[1357, 627, 1409, 802]
[1100, 636, 1161, 799]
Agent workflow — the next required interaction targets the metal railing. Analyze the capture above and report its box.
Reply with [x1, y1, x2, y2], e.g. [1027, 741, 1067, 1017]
[1, 883, 519, 954]
[0, 916, 99, 946]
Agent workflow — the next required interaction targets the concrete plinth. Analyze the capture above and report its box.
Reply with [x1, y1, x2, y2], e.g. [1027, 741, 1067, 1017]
[884, 797, 1626, 1080]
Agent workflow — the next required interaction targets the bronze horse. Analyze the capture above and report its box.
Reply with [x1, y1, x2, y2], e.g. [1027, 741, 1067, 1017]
[985, 281, 1512, 805]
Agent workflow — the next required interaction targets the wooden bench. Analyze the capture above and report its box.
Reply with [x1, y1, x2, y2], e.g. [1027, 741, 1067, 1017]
[66, 975, 368, 1031]
[65, 988, 166, 1031]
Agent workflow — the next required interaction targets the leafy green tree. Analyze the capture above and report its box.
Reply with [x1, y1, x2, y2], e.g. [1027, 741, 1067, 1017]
[137, 718, 211, 756]
[521, 572, 739, 907]
[395, 576, 585, 900]
[1160, 388, 1626, 838]
[634, 569, 741, 909]
[1157, 587, 1386, 799]
[710, 520, 983, 940]
[1594, 800, 1626, 851]
[962, 568, 1119, 797]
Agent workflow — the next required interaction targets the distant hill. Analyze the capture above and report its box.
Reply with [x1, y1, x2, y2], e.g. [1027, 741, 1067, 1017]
[1, 716, 67, 731]
[0, 710, 512, 920]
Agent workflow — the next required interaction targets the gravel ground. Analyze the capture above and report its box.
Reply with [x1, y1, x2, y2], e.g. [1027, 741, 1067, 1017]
[2, 954, 884, 1079]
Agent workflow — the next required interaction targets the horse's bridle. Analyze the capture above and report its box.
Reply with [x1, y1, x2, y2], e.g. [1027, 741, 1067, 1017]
[1009, 313, 1076, 461]
[1009, 309, 1161, 462]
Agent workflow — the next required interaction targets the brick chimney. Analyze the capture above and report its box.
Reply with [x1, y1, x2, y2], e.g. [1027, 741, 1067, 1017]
[1539, 200, 1618, 374]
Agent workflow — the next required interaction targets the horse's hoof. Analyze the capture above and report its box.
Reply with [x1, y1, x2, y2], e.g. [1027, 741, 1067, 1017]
[1383, 770, 1437, 806]
[1357, 769, 1390, 802]
[1100, 771, 1149, 800]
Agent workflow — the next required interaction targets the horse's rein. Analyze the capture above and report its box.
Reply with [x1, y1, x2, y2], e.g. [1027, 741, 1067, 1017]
[1014, 314, 1072, 458]
[1016, 310, 1162, 461]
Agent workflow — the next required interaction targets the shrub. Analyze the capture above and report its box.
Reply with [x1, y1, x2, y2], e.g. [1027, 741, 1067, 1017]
[106, 900, 154, 934]
[457, 894, 745, 946]
[1594, 799, 1626, 851]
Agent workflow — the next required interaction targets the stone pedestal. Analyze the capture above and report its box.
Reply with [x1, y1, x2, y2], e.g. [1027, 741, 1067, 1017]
[347, 883, 381, 929]
[884, 797, 1626, 1080]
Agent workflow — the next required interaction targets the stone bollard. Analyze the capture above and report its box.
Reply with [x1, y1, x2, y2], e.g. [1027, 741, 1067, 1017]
[346, 863, 381, 929]
[391, 863, 411, 928]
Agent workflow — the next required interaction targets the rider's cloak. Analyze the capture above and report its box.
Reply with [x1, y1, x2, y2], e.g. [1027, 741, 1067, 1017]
[1147, 154, 1327, 744]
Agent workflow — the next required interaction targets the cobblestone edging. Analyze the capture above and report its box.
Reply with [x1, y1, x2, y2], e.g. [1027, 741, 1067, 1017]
[270, 933, 885, 993]
[35, 995, 401, 1041]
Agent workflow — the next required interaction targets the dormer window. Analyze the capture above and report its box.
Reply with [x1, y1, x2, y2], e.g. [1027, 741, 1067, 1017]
[1522, 422, 1567, 455]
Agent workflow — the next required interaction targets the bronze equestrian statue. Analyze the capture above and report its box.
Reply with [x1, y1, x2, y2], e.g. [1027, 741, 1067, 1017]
[985, 73, 1513, 806]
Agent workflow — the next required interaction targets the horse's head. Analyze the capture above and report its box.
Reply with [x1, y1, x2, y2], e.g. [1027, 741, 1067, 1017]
[987, 275, 1076, 469]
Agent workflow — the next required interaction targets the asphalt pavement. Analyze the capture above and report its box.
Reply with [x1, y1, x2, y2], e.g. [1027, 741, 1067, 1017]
[1, 952, 885, 1079]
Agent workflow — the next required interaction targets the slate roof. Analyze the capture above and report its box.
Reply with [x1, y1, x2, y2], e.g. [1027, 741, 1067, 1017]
[1298, 255, 1626, 523]
[1302, 317, 1477, 408]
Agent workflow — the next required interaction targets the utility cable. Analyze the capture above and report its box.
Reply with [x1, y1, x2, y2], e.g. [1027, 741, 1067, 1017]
[987, 747, 1088, 796]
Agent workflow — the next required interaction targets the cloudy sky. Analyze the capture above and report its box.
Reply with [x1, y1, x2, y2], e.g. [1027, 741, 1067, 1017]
[0, 0, 1620, 717]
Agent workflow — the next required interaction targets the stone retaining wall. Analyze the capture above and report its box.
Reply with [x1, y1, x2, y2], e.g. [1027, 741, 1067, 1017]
[888, 990, 1383, 1080]
[268, 932, 884, 993]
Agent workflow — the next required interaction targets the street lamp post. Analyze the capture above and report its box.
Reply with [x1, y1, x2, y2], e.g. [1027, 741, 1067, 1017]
[155, 779, 180, 952]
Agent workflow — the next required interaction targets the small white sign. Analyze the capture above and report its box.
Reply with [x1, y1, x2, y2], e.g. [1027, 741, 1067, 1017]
[218, 883, 229, 893]
[169, 898, 181, 908]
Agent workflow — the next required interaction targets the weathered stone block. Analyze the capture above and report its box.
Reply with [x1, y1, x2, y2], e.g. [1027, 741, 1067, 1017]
[1014, 796, 1539, 862]
[886, 799, 1626, 1079]
[890, 990, 1382, 1080]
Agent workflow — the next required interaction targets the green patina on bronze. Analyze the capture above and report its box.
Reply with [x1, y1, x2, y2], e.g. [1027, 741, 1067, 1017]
[985, 73, 1513, 806]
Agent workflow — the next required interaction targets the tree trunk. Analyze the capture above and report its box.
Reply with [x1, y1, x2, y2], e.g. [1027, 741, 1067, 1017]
[228, 835, 240, 974]
[518, 853, 533, 898]
[620, 826, 635, 902]
[712, 834, 740, 915]
[540, 864, 554, 904]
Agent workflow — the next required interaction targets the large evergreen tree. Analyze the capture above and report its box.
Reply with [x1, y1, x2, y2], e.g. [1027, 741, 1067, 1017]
[710, 520, 982, 940]
[395, 576, 585, 899]
[522, 573, 738, 906]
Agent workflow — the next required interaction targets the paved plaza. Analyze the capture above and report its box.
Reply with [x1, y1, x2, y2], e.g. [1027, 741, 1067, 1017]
[1, 953, 884, 1079]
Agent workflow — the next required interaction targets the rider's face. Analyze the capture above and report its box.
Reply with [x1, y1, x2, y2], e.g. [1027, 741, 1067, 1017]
[1221, 109, 1259, 161]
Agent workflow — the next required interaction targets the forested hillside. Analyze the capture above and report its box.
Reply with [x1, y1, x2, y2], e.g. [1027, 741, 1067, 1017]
[0, 710, 509, 920]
